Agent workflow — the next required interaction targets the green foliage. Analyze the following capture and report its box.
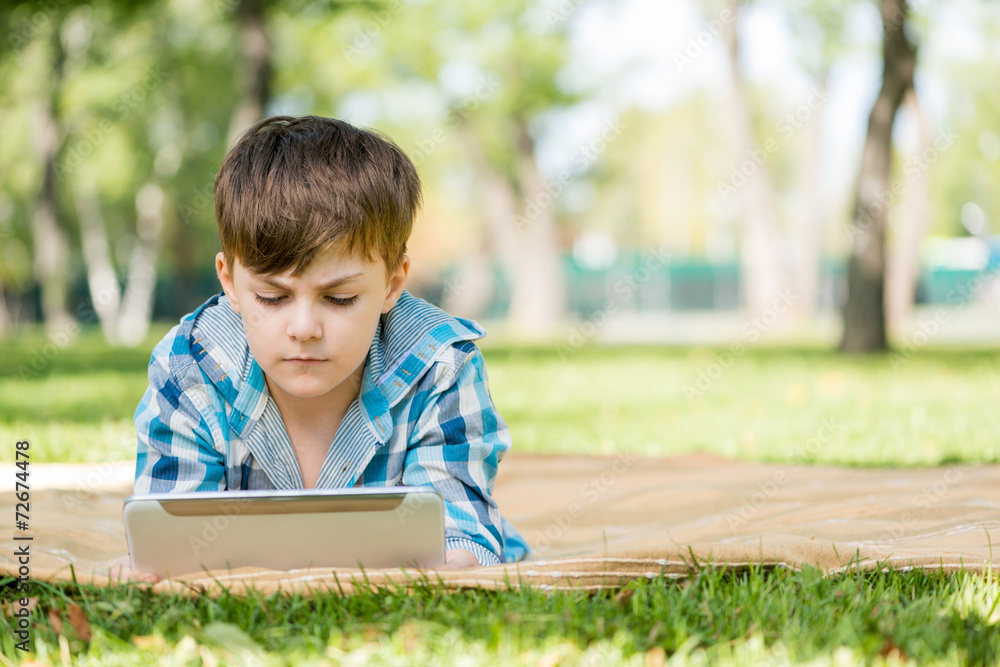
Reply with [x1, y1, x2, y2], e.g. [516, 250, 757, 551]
[926, 57, 1000, 238]
[3, 0, 999, 332]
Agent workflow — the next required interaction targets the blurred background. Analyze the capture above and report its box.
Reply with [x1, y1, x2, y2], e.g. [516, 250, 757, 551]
[1, 0, 998, 351]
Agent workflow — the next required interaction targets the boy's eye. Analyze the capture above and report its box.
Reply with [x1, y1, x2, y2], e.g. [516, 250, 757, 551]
[253, 294, 358, 307]
[254, 294, 284, 306]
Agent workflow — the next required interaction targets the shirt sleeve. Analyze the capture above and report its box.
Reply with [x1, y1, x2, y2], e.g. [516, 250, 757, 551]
[401, 342, 509, 567]
[133, 342, 227, 494]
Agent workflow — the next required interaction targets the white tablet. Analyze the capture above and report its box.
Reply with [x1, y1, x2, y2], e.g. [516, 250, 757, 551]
[123, 487, 445, 578]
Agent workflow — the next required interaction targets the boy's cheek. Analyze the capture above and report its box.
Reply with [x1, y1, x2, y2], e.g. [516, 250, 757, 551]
[240, 307, 271, 331]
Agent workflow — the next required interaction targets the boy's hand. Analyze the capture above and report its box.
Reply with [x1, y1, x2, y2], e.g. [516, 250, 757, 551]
[435, 548, 479, 570]
[108, 553, 159, 584]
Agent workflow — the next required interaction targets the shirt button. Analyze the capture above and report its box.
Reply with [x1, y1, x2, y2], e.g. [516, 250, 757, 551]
[341, 463, 349, 473]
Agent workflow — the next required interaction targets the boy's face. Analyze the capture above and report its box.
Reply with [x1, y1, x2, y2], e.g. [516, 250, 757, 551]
[216, 242, 409, 405]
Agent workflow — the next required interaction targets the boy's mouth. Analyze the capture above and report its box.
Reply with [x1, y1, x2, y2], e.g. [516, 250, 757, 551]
[286, 356, 325, 365]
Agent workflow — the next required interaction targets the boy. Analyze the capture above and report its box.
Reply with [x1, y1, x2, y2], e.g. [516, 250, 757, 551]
[112, 116, 528, 582]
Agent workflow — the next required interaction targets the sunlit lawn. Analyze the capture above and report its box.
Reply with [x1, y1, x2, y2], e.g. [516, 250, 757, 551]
[1, 325, 999, 665]
[1, 566, 998, 666]
[2, 325, 999, 467]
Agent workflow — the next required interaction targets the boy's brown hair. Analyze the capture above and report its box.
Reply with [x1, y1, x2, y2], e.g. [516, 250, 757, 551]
[214, 115, 421, 278]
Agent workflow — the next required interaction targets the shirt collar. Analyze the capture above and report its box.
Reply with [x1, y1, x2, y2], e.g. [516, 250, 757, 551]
[187, 290, 486, 442]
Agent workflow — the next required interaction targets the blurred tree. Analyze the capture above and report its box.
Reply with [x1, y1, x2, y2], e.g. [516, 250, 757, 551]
[1, 0, 165, 345]
[18, 2, 76, 339]
[360, 1, 575, 336]
[0, 0, 328, 341]
[780, 0, 849, 318]
[226, 0, 272, 146]
[920, 4, 1000, 283]
[225, 0, 375, 142]
[885, 89, 931, 335]
[841, 0, 916, 352]
[66, 2, 171, 346]
[165, 0, 267, 314]
[717, 0, 783, 316]
[0, 4, 47, 335]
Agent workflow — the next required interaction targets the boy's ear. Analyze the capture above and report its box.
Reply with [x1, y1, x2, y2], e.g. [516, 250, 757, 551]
[381, 255, 410, 314]
[216, 252, 241, 314]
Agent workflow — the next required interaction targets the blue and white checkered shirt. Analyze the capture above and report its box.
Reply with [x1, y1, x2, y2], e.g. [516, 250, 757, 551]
[133, 290, 529, 566]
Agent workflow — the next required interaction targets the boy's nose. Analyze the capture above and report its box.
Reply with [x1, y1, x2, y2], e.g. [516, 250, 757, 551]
[287, 303, 322, 340]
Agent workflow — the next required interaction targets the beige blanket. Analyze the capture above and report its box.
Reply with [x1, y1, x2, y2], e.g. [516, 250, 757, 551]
[1, 453, 995, 596]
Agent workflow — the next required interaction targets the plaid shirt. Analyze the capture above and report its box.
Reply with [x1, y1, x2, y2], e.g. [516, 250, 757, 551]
[133, 290, 529, 567]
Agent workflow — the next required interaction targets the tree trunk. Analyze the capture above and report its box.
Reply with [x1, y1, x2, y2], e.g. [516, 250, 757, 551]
[508, 121, 566, 335]
[442, 240, 495, 321]
[76, 183, 123, 343]
[0, 286, 10, 337]
[76, 182, 164, 347]
[793, 74, 829, 318]
[455, 122, 520, 276]
[117, 183, 164, 346]
[31, 24, 75, 339]
[840, 0, 915, 353]
[457, 121, 565, 338]
[885, 89, 931, 336]
[226, 0, 272, 146]
[721, 0, 783, 315]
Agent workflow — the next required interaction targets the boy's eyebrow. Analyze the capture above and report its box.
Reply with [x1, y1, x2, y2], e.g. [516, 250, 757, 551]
[254, 273, 365, 290]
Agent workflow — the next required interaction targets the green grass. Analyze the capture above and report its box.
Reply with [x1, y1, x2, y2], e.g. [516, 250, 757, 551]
[3, 327, 999, 466]
[1, 565, 997, 665]
[0, 325, 170, 464]
[487, 344, 1000, 466]
[2, 327, 999, 664]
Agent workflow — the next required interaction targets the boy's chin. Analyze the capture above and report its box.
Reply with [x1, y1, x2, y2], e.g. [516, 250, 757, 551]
[265, 373, 340, 399]
[276, 382, 339, 399]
